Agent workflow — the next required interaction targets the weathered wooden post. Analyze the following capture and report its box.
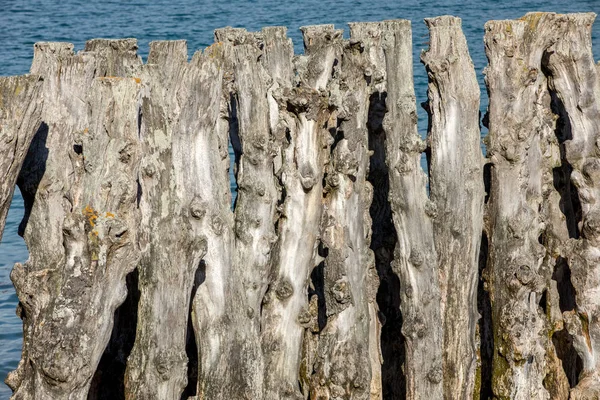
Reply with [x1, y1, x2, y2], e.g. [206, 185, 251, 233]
[123, 41, 224, 399]
[8, 40, 142, 399]
[0, 74, 41, 242]
[544, 12, 600, 399]
[380, 19, 444, 399]
[484, 13, 568, 400]
[421, 16, 484, 400]
[303, 21, 382, 399]
[258, 25, 333, 400]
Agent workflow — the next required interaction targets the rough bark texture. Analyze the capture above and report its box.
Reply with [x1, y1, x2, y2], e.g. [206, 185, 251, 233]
[2, 12, 600, 400]
[421, 16, 484, 400]
[0, 74, 42, 242]
[8, 40, 142, 399]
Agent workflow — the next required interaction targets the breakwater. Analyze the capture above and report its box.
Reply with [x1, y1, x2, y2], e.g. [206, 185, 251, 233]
[0, 12, 598, 400]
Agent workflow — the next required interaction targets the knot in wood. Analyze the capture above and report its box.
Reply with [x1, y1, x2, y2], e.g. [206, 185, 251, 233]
[523, 67, 538, 86]
[275, 279, 294, 300]
[211, 214, 224, 235]
[515, 264, 534, 285]
[255, 182, 266, 197]
[189, 196, 206, 220]
[404, 316, 426, 339]
[327, 173, 341, 189]
[300, 167, 316, 191]
[118, 143, 133, 164]
[332, 278, 351, 304]
[297, 307, 312, 326]
[583, 210, 600, 238]
[107, 218, 128, 241]
[154, 351, 185, 381]
[409, 247, 424, 267]
[142, 164, 155, 177]
[583, 158, 600, 183]
[427, 366, 443, 384]
[252, 135, 268, 150]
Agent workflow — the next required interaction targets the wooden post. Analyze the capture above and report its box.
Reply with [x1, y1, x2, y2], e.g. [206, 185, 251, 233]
[8, 40, 142, 399]
[0, 74, 41, 242]
[421, 16, 484, 400]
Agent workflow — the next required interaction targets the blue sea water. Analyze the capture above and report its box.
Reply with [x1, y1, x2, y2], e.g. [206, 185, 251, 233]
[0, 0, 599, 397]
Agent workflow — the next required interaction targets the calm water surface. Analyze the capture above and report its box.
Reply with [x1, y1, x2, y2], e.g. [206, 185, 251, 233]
[1, 0, 599, 396]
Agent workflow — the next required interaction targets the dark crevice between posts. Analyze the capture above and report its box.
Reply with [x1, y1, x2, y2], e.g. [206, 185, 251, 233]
[551, 256, 583, 388]
[136, 179, 142, 209]
[546, 84, 581, 240]
[552, 326, 584, 388]
[17, 122, 49, 237]
[367, 91, 405, 400]
[553, 257, 577, 313]
[228, 93, 241, 210]
[483, 163, 492, 205]
[87, 268, 140, 400]
[304, 244, 327, 400]
[421, 100, 433, 196]
[309, 244, 328, 332]
[181, 261, 206, 399]
[542, 56, 584, 389]
[477, 232, 493, 400]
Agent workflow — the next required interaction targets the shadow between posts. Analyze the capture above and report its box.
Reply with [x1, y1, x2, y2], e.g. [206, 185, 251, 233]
[367, 91, 406, 399]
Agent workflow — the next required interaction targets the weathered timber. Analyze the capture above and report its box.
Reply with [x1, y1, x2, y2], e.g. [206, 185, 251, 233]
[381, 19, 444, 399]
[421, 16, 484, 400]
[258, 26, 331, 400]
[2, 12, 600, 400]
[0, 74, 41, 242]
[123, 41, 224, 399]
[544, 12, 600, 399]
[306, 22, 381, 399]
[192, 27, 282, 399]
[8, 40, 142, 399]
[484, 13, 567, 400]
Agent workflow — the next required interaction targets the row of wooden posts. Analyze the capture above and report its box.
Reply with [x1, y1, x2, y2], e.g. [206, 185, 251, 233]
[0, 11, 599, 400]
